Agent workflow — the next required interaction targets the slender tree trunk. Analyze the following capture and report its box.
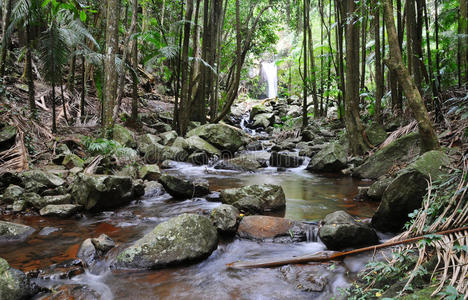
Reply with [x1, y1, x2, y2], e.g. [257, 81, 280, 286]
[307, 7, 319, 119]
[344, 0, 368, 155]
[26, 23, 36, 118]
[302, 0, 308, 128]
[81, 56, 86, 118]
[60, 80, 68, 122]
[435, 0, 442, 87]
[52, 83, 56, 133]
[190, 0, 204, 123]
[360, 1, 367, 92]
[383, 0, 440, 153]
[173, 0, 184, 130]
[0, 0, 12, 78]
[103, 0, 120, 134]
[374, 1, 383, 125]
[335, 0, 345, 121]
[131, 18, 139, 122]
[68, 52, 76, 91]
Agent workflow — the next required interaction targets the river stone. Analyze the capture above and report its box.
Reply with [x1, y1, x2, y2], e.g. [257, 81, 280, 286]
[113, 124, 136, 148]
[144, 143, 189, 163]
[187, 123, 250, 153]
[270, 152, 305, 168]
[0, 172, 22, 192]
[185, 136, 222, 156]
[372, 150, 451, 233]
[22, 192, 46, 209]
[0, 221, 35, 241]
[366, 124, 388, 146]
[137, 133, 161, 154]
[91, 234, 115, 253]
[220, 184, 286, 212]
[138, 164, 161, 181]
[0, 185, 24, 204]
[159, 174, 209, 199]
[280, 265, 329, 292]
[252, 113, 274, 128]
[0, 124, 16, 151]
[367, 176, 394, 201]
[319, 211, 379, 250]
[210, 204, 240, 234]
[249, 104, 273, 121]
[214, 156, 261, 172]
[39, 204, 82, 217]
[77, 238, 97, 268]
[232, 196, 264, 213]
[20, 170, 66, 189]
[71, 174, 134, 211]
[237, 215, 311, 243]
[62, 153, 85, 169]
[159, 130, 178, 145]
[306, 142, 347, 172]
[172, 137, 190, 152]
[43, 194, 72, 206]
[188, 152, 210, 165]
[116, 214, 218, 269]
[353, 133, 421, 179]
[0, 258, 37, 300]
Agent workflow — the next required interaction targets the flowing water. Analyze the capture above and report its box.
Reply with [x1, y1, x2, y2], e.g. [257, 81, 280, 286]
[0, 160, 379, 299]
[260, 62, 278, 99]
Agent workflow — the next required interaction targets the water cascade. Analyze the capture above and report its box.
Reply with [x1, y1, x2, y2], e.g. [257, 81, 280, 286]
[260, 61, 278, 99]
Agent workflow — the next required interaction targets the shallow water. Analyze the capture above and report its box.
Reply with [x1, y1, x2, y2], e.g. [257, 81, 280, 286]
[0, 161, 378, 299]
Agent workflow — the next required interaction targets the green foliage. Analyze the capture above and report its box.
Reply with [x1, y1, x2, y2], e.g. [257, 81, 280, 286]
[438, 286, 464, 300]
[82, 137, 123, 156]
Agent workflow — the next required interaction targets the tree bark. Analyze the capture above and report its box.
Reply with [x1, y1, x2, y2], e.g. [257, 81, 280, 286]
[383, 0, 440, 153]
[103, 0, 120, 134]
[344, 0, 368, 155]
[0, 0, 12, 78]
[302, 0, 308, 128]
[26, 23, 36, 118]
[131, 9, 139, 122]
[374, 1, 383, 125]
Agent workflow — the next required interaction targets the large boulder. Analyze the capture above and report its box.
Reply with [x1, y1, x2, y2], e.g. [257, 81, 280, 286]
[136, 134, 161, 154]
[366, 124, 388, 146]
[252, 113, 274, 128]
[270, 152, 305, 168]
[0, 185, 24, 205]
[185, 136, 221, 157]
[319, 211, 379, 250]
[187, 123, 250, 153]
[249, 104, 273, 121]
[214, 156, 261, 172]
[138, 164, 161, 181]
[372, 150, 451, 232]
[113, 124, 136, 148]
[306, 142, 347, 172]
[159, 130, 178, 145]
[0, 221, 35, 241]
[237, 215, 312, 243]
[116, 214, 218, 269]
[39, 204, 82, 217]
[20, 170, 65, 190]
[353, 133, 420, 179]
[144, 143, 189, 163]
[367, 176, 394, 201]
[0, 124, 16, 151]
[210, 204, 240, 234]
[0, 258, 37, 300]
[159, 174, 210, 199]
[62, 154, 85, 169]
[71, 174, 134, 211]
[220, 184, 286, 212]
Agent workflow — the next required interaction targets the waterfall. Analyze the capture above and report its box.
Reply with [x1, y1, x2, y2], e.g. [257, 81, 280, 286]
[260, 61, 278, 99]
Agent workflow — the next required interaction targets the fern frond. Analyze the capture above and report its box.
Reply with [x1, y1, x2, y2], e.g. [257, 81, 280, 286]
[40, 22, 70, 85]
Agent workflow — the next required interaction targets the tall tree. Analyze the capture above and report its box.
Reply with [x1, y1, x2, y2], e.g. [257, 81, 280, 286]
[104, 0, 120, 134]
[374, 1, 383, 125]
[344, 0, 369, 155]
[383, 0, 440, 153]
[302, 0, 308, 128]
[0, 0, 12, 78]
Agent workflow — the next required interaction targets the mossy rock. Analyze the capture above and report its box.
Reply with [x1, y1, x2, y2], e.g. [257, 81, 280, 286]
[366, 123, 388, 146]
[306, 142, 347, 172]
[62, 153, 85, 169]
[186, 123, 250, 153]
[0, 258, 36, 300]
[113, 125, 136, 148]
[0, 221, 35, 241]
[185, 136, 221, 157]
[220, 184, 286, 212]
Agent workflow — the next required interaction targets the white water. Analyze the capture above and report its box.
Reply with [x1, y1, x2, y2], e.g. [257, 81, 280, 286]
[260, 61, 278, 98]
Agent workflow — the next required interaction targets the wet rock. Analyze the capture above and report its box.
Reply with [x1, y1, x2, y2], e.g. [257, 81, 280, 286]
[92, 234, 115, 252]
[144, 181, 165, 197]
[12, 200, 26, 213]
[20, 170, 65, 190]
[245, 141, 263, 151]
[214, 156, 261, 172]
[249, 104, 273, 121]
[372, 150, 451, 233]
[0, 172, 22, 192]
[220, 184, 286, 212]
[43, 194, 72, 206]
[367, 176, 394, 201]
[39, 204, 82, 217]
[206, 191, 222, 202]
[39, 227, 60, 236]
[35, 283, 101, 300]
[187, 123, 250, 153]
[137, 133, 162, 154]
[301, 129, 317, 142]
[0, 124, 16, 151]
[0, 221, 35, 241]
[0, 185, 24, 204]
[159, 174, 210, 199]
[61, 154, 85, 169]
[237, 215, 311, 243]
[210, 204, 240, 234]
[232, 196, 264, 213]
[280, 265, 329, 292]
[77, 238, 97, 268]
[116, 214, 218, 269]
[138, 164, 161, 181]
[252, 113, 274, 128]
[319, 211, 379, 250]
[366, 124, 388, 146]
[160, 160, 176, 169]
[159, 130, 178, 145]
[306, 142, 347, 172]
[71, 174, 134, 211]
[353, 133, 421, 179]
[0, 257, 37, 300]
[144, 143, 189, 163]
[270, 152, 305, 168]
[22, 192, 45, 209]
[185, 136, 222, 156]
[31, 259, 84, 281]
[133, 180, 146, 198]
[113, 124, 137, 148]
[188, 152, 210, 165]
[172, 137, 190, 152]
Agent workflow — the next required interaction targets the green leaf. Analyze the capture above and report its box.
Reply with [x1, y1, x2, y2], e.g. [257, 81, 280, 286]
[80, 10, 87, 23]
[42, 0, 52, 7]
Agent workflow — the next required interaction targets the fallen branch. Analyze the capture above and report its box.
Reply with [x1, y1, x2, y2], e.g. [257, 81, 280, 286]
[226, 226, 468, 269]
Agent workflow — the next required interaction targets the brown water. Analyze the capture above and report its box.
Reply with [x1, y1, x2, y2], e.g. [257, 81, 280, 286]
[0, 160, 378, 299]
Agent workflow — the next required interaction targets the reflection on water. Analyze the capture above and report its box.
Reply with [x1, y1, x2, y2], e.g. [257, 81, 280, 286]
[0, 161, 378, 299]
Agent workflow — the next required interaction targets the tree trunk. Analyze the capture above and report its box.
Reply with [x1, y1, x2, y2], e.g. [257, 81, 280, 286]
[52, 83, 56, 133]
[307, 1, 319, 119]
[344, 0, 368, 155]
[26, 23, 36, 118]
[374, 1, 383, 125]
[383, 0, 440, 153]
[81, 56, 86, 119]
[302, 0, 308, 128]
[131, 20, 139, 122]
[0, 0, 12, 78]
[103, 0, 120, 134]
